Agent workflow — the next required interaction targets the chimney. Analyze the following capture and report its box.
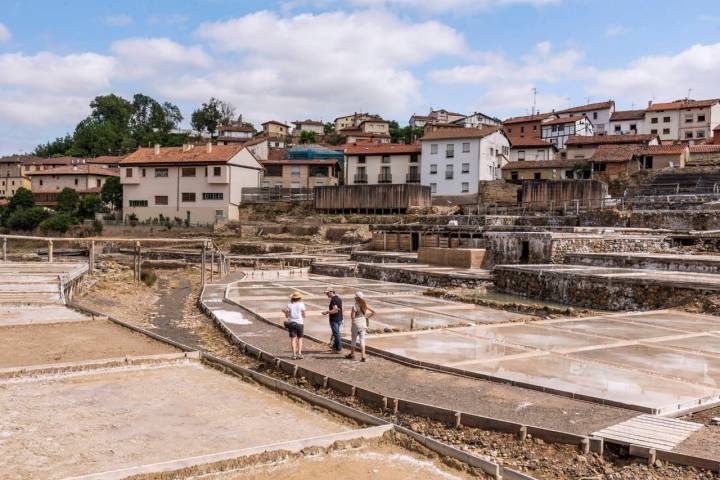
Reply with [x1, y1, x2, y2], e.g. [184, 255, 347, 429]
[206, 142, 213, 154]
[154, 144, 161, 156]
[182, 143, 191, 152]
[648, 100, 653, 108]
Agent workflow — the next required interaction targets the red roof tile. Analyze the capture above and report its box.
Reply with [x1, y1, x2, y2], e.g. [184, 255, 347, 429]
[542, 115, 586, 126]
[565, 134, 657, 146]
[689, 144, 720, 153]
[590, 144, 644, 163]
[610, 109, 646, 121]
[647, 99, 719, 111]
[344, 143, 420, 155]
[509, 138, 557, 149]
[642, 144, 687, 155]
[29, 165, 119, 176]
[502, 113, 552, 125]
[421, 126, 503, 141]
[558, 100, 614, 114]
[120, 145, 243, 165]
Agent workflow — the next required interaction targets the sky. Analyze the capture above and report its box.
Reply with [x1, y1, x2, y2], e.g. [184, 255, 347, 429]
[1, 0, 720, 155]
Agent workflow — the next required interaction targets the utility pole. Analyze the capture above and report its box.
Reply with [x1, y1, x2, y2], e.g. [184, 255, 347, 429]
[531, 88, 537, 115]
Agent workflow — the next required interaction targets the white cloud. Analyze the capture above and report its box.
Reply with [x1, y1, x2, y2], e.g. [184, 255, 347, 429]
[590, 42, 720, 104]
[0, 22, 11, 42]
[103, 14, 133, 27]
[110, 37, 212, 78]
[348, 0, 560, 12]
[605, 25, 627, 37]
[147, 14, 190, 26]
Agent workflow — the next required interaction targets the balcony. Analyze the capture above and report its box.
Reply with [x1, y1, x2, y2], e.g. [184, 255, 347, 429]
[406, 172, 421, 183]
[445, 172, 454, 180]
[378, 173, 393, 184]
[354, 173, 368, 184]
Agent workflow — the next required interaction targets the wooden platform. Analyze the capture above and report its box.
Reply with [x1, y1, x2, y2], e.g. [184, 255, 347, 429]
[593, 414, 702, 451]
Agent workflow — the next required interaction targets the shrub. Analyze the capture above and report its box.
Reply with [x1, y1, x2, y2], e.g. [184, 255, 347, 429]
[140, 269, 157, 287]
[39, 213, 76, 233]
[56, 188, 79, 214]
[93, 219, 103, 234]
[6, 207, 50, 231]
[128, 213, 138, 226]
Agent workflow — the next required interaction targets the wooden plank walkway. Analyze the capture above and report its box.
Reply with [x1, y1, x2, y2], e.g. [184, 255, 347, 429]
[593, 414, 702, 451]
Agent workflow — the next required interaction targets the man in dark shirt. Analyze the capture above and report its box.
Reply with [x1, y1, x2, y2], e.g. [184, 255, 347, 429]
[322, 287, 343, 353]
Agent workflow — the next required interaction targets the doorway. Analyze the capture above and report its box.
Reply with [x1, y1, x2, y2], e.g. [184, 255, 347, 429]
[520, 241, 530, 264]
[411, 232, 420, 252]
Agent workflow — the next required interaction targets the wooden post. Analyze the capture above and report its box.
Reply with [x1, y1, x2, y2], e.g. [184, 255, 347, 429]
[210, 248, 215, 282]
[2, 237, 6, 262]
[135, 241, 142, 285]
[48, 239, 54, 263]
[201, 242, 207, 289]
[89, 240, 95, 274]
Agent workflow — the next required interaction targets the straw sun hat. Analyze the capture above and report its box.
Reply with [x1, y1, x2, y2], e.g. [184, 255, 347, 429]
[289, 292, 303, 301]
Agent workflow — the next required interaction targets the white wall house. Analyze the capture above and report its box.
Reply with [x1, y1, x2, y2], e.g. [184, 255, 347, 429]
[541, 115, 594, 149]
[645, 99, 720, 143]
[453, 111, 501, 129]
[420, 127, 510, 196]
[344, 143, 421, 185]
[609, 110, 646, 135]
[120, 144, 262, 225]
[557, 100, 614, 135]
[509, 138, 557, 162]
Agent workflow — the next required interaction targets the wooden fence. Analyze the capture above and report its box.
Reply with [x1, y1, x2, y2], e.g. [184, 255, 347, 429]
[314, 184, 432, 213]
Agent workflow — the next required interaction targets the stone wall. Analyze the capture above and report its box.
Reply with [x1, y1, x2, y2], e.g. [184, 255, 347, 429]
[564, 252, 720, 274]
[580, 209, 720, 230]
[494, 267, 700, 310]
[478, 180, 521, 205]
[357, 263, 489, 289]
[417, 247, 487, 268]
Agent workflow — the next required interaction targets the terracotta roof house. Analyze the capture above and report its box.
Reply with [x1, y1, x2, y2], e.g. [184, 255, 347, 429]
[29, 164, 119, 206]
[540, 115, 594, 149]
[501, 158, 590, 181]
[260, 144, 342, 190]
[0, 155, 32, 197]
[645, 98, 720, 142]
[119, 144, 262, 224]
[557, 100, 615, 134]
[503, 112, 554, 140]
[688, 143, 720, 166]
[509, 137, 558, 162]
[564, 134, 660, 161]
[344, 143, 421, 185]
[589, 144, 687, 178]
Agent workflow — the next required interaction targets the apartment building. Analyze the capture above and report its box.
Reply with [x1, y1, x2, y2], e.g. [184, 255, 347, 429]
[344, 143, 421, 185]
[120, 144, 262, 224]
[0, 155, 31, 198]
[509, 138, 557, 162]
[557, 100, 615, 134]
[338, 118, 392, 144]
[609, 109, 646, 135]
[541, 115, 594, 149]
[260, 145, 341, 189]
[454, 111, 501, 128]
[645, 99, 720, 142]
[334, 112, 378, 131]
[29, 165, 119, 206]
[564, 134, 659, 161]
[420, 127, 510, 196]
[502, 113, 553, 140]
[261, 121, 290, 140]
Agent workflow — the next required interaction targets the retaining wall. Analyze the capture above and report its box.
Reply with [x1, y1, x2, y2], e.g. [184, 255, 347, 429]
[564, 252, 720, 274]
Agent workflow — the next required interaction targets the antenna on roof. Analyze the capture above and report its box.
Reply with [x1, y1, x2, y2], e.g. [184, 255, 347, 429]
[687, 88, 693, 100]
[531, 88, 537, 116]
[586, 96, 591, 104]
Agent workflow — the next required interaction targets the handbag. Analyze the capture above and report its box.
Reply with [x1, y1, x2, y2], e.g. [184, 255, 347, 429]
[283, 320, 291, 329]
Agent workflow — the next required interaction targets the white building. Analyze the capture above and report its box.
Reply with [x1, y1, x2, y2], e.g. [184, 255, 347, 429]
[609, 110, 646, 135]
[509, 138, 557, 162]
[217, 124, 254, 145]
[292, 119, 325, 141]
[453, 111, 501, 129]
[420, 127, 510, 196]
[120, 144, 262, 225]
[645, 99, 720, 143]
[541, 115, 594, 149]
[557, 100, 614, 135]
[344, 143, 421, 185]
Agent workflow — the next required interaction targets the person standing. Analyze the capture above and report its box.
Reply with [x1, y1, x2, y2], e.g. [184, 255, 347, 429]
[282, 292, 306, 360]
[321, 287, 343, 353]
[346, 292, 375, 362]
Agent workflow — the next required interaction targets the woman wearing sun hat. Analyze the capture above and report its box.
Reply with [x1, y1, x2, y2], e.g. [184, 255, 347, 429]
[283, 292, 306, 359]
[346, 291, 375, 362]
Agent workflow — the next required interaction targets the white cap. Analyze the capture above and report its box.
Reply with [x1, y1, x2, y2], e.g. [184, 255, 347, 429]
[355, 291, 364, 299]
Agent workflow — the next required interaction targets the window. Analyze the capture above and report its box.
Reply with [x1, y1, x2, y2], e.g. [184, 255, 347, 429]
[155, 196, 168, 205]
[141, 168, 146, 177]
[663, 128, 670, 135]
[663, 116, 670, 123]
[155, 168, 168, 177]
[213, 166, 222, 176]
[533, 125, 537, 131]
[507, 128, 512, 134]
[697, 130, 706, 138]
[641, 156, 653, 169]
[291, 166, 301, 177]
[430, 183, 437, 194]
[461, 182, 469, 193]
[593, 112, 598, 120]
[265, 165, 282, 176]
[565, 170, 574, 179]
[309, 166, 329, 177]
[445, 144, 454, 158]
[686, 131, 694, 139]
[510, 171, 519, 180]
[204, 167, 208, 177]
[533, 172, 541, 180]
[461, 163, 470, 173]
[490, 148, 495, 156]
[381, 155, 390, 164]
[536, 150, 546, 161]
[629, 124, 637, 131]
[129, 200, 148, 207]
[203, 192, 224, 200]
[125, 168, 133, 177]
[614, 125, 621, 133]
[698, 115, 706, 122]
[445, 164, 454, 179]
[593, 163, 607, 172]
[520, 126, 525, 134]
[181, 167, 196, 177]
[358, 157, 366, 164]
[462, 142, 470, 153]
[74, 178, 78, 186]
[685, 114, 693, 123]
[517, 150, 525, 160]
[39, 179, 43, 186]
[410, 154, 418, 163]
[181, 192, 196, 202]
[215, 210, 225, 218]
[96, 179, 101, 188]
[430, 164, 437, 174]
[430, 144, 438, 154]
[651, 117, 658, 124]
[651, 129, 658, 134]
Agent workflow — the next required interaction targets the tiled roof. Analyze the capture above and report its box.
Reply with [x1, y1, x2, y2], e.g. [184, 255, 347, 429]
[508, 138, 557, 149]
[610, 109, 646, 121]
[21, 156, 79, 166]
[502, 113, 552, 124]
[293, 119, 325, 127]
[642, 144, 687, 155]
[558, 100, 614, 114]
[647, 99, 719, 111]
[344, 143, 420, 155]
[33, 187, 103, 194]
[0, 155, 32, 164]
[689, 144, 720, 153]
[542, 115, 586, 126]
[431, 109, 465, 117]
[220, 125, 254, 133]
[358, 119, 390, 125]
[262, 120, 290, 128]
[565, 134, 657, 146]
[243, 136, 269, 147]
[421, 126, 503, 141]
[29, 165, 119, 176]
[503, 159, 588, 169]
[590, 144, 643, 163]
[120, 145, 243, 165]
[86, 155, 123, 164]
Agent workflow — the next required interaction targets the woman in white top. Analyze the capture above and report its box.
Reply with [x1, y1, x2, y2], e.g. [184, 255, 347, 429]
[283, 292, 306, 360]
[346, 292, 375, 362]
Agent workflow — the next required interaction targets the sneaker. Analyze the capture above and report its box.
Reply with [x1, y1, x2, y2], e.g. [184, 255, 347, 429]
[296, 354, 304, 359]
[292, 354, 297, 360]
[361, 357, 367, 362]
[345, 353, 355, 360]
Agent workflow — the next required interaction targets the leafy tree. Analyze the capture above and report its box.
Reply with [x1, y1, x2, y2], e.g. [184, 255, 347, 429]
[34, 134, 74, 157]
[101, 176, 123, 210]
[8, 187, 35, 212]
[39, 213, 76, 233]
[299, 131, 317, 144]
[6, 207, 50, 231]
[324, 122, 335, 135]
[191, 98, 235, 136]
[129, 93, 184, 147]
[56, 188, 80, 214]
[68, 94, 134, 157]
[389, 121, 423, 144]
[77, 194, 103, 219]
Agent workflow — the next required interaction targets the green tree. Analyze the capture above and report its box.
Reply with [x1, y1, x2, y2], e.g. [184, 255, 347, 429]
[34, 134, 74, 157]
[8, 187, 35, 212]
[191, 98, 235, 136]
[56, 188, 80, 214]
[77, 194, 103, 219]
[129, 93, 184, 147]
[39, 213, 76, 233]
[6, 207, 50, 231]
[324, 122, 335, 135]
[69, 94, 134, 156]
[101, 176, 123, 210]
[299, 131, 317, 144]
[389, 121, 423, 144]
